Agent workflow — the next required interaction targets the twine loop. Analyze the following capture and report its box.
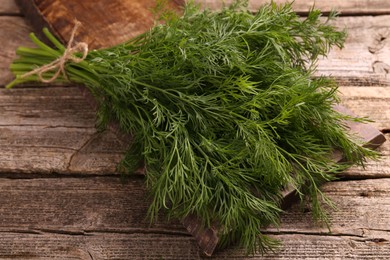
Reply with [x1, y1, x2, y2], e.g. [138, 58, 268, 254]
[22, 21, 88, 83]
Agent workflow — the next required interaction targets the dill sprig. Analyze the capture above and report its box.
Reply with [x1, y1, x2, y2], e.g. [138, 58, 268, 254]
[6, 1, 377, 254]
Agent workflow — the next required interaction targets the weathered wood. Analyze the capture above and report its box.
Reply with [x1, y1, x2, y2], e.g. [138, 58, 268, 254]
[15, 0, 183, 49]
[0, 16, 33, 86]
[273, 178, 390, 236]
[0, 232, 389, 259]
[0, 87, 128, 174]
[15, 0, 390, 22]
[342, 136, 390, 179]
[0, 232, 201, 259]
[10, 0, 390, 22]
[0, 177, 183, 231]
[197, 0, 390, 15]
[334, 104, 386, 149]
[182, 214, 220, 257]
[1, 86, 386, 175]
[339, 87, 390, 131]
[217, 234, 390, 259]
[316, 15, 390, 81]
[0, 178, 389, 258]
[0, 0, 20, 15]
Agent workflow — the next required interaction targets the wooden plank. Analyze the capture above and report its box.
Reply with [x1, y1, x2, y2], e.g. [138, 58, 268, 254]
[0, 233, 200, 259]
[0, 178, 389, 258]
[334, 104, 386, 149]
[0, 16, 33, 86]
[339, 87, 390, 131]
[0, 87, 95, 127]
[219, 179, 390, 257]
[316, 15, 390, 81]
[0, 86, 386, 175]
[0, 87, 128, 174]
[341, 134, 390, 179]
[0, 177, 183, 231]
[218, 234, 390, 259]
[197, 0, 390, 15]
[0, 0, 20, 15]
[273, 179, 390, 236]
[0, 232, 389, 259]
[15, 0, 183, 49]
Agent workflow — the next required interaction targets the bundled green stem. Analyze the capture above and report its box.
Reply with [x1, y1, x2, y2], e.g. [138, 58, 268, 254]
[7, 1, 377, 254]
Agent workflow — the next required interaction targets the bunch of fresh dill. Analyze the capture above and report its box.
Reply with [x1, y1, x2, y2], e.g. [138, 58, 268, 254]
[6, 1, 377, 254]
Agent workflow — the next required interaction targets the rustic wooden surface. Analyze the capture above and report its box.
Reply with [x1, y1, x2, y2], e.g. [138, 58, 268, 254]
[0, 0, 20, 15]
[16, 0, 183, 49]
[1, 0, 390, 258]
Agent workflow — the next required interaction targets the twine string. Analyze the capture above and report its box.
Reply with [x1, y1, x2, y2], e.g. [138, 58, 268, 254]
[22, 21, 88, 83]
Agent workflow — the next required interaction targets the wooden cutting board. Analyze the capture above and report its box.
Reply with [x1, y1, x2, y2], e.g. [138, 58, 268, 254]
[16, 0, 183, 49]
[14, 0, 386, 256]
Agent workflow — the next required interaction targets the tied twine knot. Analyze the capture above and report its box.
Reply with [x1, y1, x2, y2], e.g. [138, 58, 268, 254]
[22, 21, 88, 83]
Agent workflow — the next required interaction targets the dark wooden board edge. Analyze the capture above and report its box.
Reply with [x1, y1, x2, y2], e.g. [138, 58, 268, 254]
[182, 214, 220, 257]
[14, 0, 63, 45]
[15, 0, 186, 50]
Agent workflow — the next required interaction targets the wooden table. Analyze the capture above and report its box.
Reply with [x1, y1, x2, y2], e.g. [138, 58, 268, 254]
[1, 0, 389, 258]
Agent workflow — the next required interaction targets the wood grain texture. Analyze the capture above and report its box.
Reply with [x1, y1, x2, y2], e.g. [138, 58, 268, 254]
[333, 104, 386, 149]
[197, 0, 390, 15]
[0, 177, 184, 232]
[340, 87, 390, 131]
[0, 0, 20, 15]
[0, 177, 389, 258]
[0, 87, 128, 174]
[315, 15, 390, 81]
[217, 234, 390, 259]
[0, 16, 33, 86]
[0, 232, 389, 259]
[0, 232, 201, 259]
[342, 134, 390, 179]
[16, 0, 183, 49]
[0, 86, 387, 176]
[273, 178, 390, 236]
